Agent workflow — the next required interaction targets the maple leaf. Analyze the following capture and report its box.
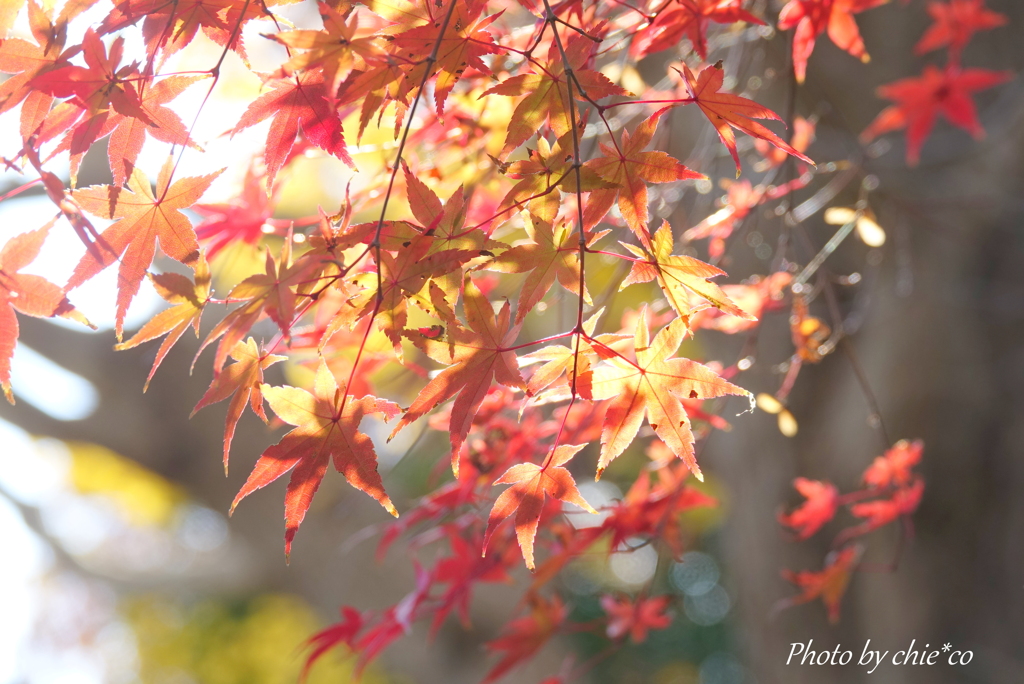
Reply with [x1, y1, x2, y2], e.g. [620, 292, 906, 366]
[390, 276, 525, 476]
[621, 220, 755, 323]
[845, 479, 924, 537]
[483, 443, 596, 570]
[915, 0, 1007, 58]
[115, 255, 211, 391]
[303, 607, 364, 683]
[862, 439, 923, 488]
[232, 70, 354, 189]
[678, 62, 813, 175]
[483, 34, 630, 157]
[68, 158, 221, 339]
[777, 0, 889, 83]
[584, 108, 704, 242]
[30, 29, 168, 182]
[482, 594, 567, 684]
[193, 162, 287, 257]
[860, 64, 1011, 165]
[272, 2, 382, 99]
[344, 234, 477, 356]
[0, 0, 71, 137]
[631, 0, 765, 60]
[191, 338, 286, 473]
[1, 221, 92, 403]
[42, 71, 203, 186]
[518, 309, 616, 400]
[431, 532, 513, 631]
[585, 311, 750, 480]
[601, 594, 673, 643]
[386, 0, 502, 114]
[778, 477, 839, 540]
[103, 76, 203, 187]
[602, 461, 716, 556]
[482, 213, 590, 324]
[198, 238, 320, 372]
[780, 545, 863, 624]
[497, 131, 613, 223]
[232, 360, 401, 557]
[99, 0, 281, 64]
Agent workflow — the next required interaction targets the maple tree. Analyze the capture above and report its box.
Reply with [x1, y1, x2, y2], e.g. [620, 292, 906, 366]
[0, 0, 1014, 681]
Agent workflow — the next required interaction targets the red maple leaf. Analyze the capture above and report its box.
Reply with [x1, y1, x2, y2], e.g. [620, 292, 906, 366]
[601, 594, 673, 643]
[0, 0, 73, 139]
[482, 594, 567, 684]
[31, 29, 169, 182]
[192, 162, 288, 258]
[846, 479, 924, 536]
[778, 477, 840, 540]
[777, 0, 888, 83]
[431, 532, 513, 631]
[862, 439, 923, 488]
[232, 70, 354, 189]
[631, 0, 765, 60]
[678, 62, 813, 176]
[231, 360, 402, 557]
[915, 0, 1007, 58]
[860, 64, 1012, 165]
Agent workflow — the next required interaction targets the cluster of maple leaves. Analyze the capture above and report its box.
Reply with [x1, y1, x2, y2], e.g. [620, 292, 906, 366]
[0, 0, 1012, 681]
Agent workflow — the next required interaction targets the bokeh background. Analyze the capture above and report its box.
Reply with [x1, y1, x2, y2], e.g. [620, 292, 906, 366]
[2, 1, 1023, 683]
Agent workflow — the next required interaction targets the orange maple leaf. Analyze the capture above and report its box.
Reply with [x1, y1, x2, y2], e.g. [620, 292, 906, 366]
[497, 131, 613, 223]
[483, 443, 596, 570]
[1, 221, 92, 403]
[190, 338, 286, 473]
[390, 276, 525, 475]
[587, 310, 750, 480]
[68, 158, 221, 339]
[780, 545, 863, 624]
[621, 220, 755, 323]
[115, 254, 211, 391]
[483, 33, 630, 157]
[584, 108, 704, 244]
[482, 213, 590, 324]
[232, 360, 402, 557]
